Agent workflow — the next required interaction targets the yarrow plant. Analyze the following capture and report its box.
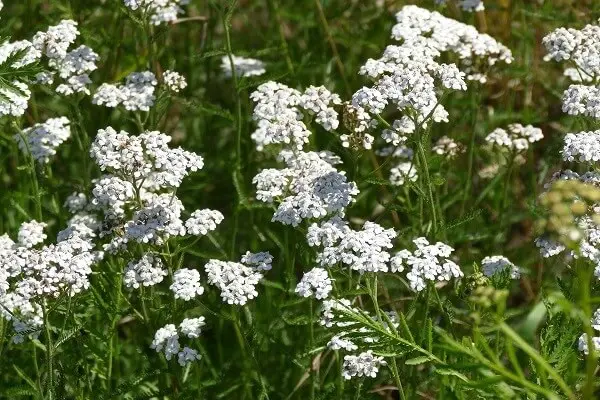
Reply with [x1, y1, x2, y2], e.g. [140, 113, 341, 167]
[2, 1, 600, 399]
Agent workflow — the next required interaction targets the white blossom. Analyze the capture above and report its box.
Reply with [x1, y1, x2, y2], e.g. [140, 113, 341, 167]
[295, 267, 333, 299]
[579, 333, 600, 355]
[562, 130, 600, 163]
[392, 237, 463, 292]
[307, 217, 396, 273]
[222, 55, 266, 78]
[179, 317, 206, 338]
[481, 255, 521, 279]
[204, 259, 264, 305]
[185, 209, 224, 236]
[534, 237, 566, 258]
[123, 253, 168, 289]
[241, 251, 273, 271]
[17, 221, 47, 248]
[342, 351, 387, 380]
[253, 151, 358, 226]
[486, 124, 543, 152]
[390, 162, 418, 186]
[151, 324, 180, 360]
[163, 70, 187, 92]
[92, 71, 157, 111]
[170, 268, 204, 300]
[124, 0, 190, 25]
[178, 347, 201, 366]
[15, 117, 71, 164]
[327, 335, 358, 351]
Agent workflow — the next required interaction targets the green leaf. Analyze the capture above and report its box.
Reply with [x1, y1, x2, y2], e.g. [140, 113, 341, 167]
[435, 368, 470, 382]
[12, 365, 38, 392]
[405, 355, 435, 365]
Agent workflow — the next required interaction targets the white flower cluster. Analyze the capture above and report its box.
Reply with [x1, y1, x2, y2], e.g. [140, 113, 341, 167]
[342, 351, 387, 380]
[221, 55, 266, 78]
[307, 216, 396, 273]
[0, 220, 102, 343]
[376, 144, 413, 159]
[391, 6, 513, 77]
[240, 251, 273, 271]
[295, 267, 333, 299]
[124, 0, 190, 25]
[170, 268, 204, 300]
[391, 237, 463, 292]
[123, 253, 168, 289]
[33, 20, 99, 96]
[433, 136, 463, 158]
[0, 40, 40, 117]
[348, 5, 511, 138]
[204, 252, 273, 305]
[90, 126, 202, 189]
[435, 0, 484, 11]
[319, 298, 356, 328]
[15, 117, 71, 164]
[300, 85, 342, 131]
[485, 124, 543, 152]
[0, 19, 98, 116]
[390, 162, 417, 186]
[151, 317, 204, 366]
[93, 71, 157, 112]
[579, 309, 600, 355]
[86, 126, 221, 251]
[250, 82, 341, 151]
[562, 131, 600, 163]
[562, 85, 600, 118]
[543, 21, 600, 168]
[253, 151, 358, 226]
[534, 215, 600, 267]
[185, 209, 224, 236]
[16, 220, 47, 248]
[381, 117, 413, 146]
[122, 193, 187, 245]
[163, 70, 187, 92]
[545, 170, 600, 190]
[481, 255, 521, 279]
[543, 24, 600, 80]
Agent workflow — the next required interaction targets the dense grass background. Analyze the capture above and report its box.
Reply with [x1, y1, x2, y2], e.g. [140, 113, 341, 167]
[2, 0, 600, 398]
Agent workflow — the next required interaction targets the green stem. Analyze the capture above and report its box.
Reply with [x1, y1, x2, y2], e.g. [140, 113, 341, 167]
[389, 357, 406, 400]
[266, 0, 294, 75]
[313, 0, 351, 97]
[416, 138, 438, 238]
[460, 89, 482, 216]
[354, 381, 363, 400]
[499, 153, 515, 222]
[232, 315, 253, 399]
[16, 128, 43, 221]
[577, 261, 598, 399]
[42, 302, 54, 400]
[309, 300, 315, 400]
[222, 8, 243, 171]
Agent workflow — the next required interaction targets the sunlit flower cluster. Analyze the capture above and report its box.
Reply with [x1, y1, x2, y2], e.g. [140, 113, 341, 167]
[391, 237, 463, 291]
[307, 216, 396, 273]
[221, 55, 266, 78]
[253, 151, 358, 226]
[15, 117, 71, 164]
[93, 71, 158, 112]
[485, 123, 543, 152]
[0, 220, 103, 343]
[151, 317, 204, 366]
[124, 0, 190, 25]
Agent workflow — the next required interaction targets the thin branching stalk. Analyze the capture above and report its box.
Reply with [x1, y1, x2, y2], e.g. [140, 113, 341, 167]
[313, 0, 351, 97]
